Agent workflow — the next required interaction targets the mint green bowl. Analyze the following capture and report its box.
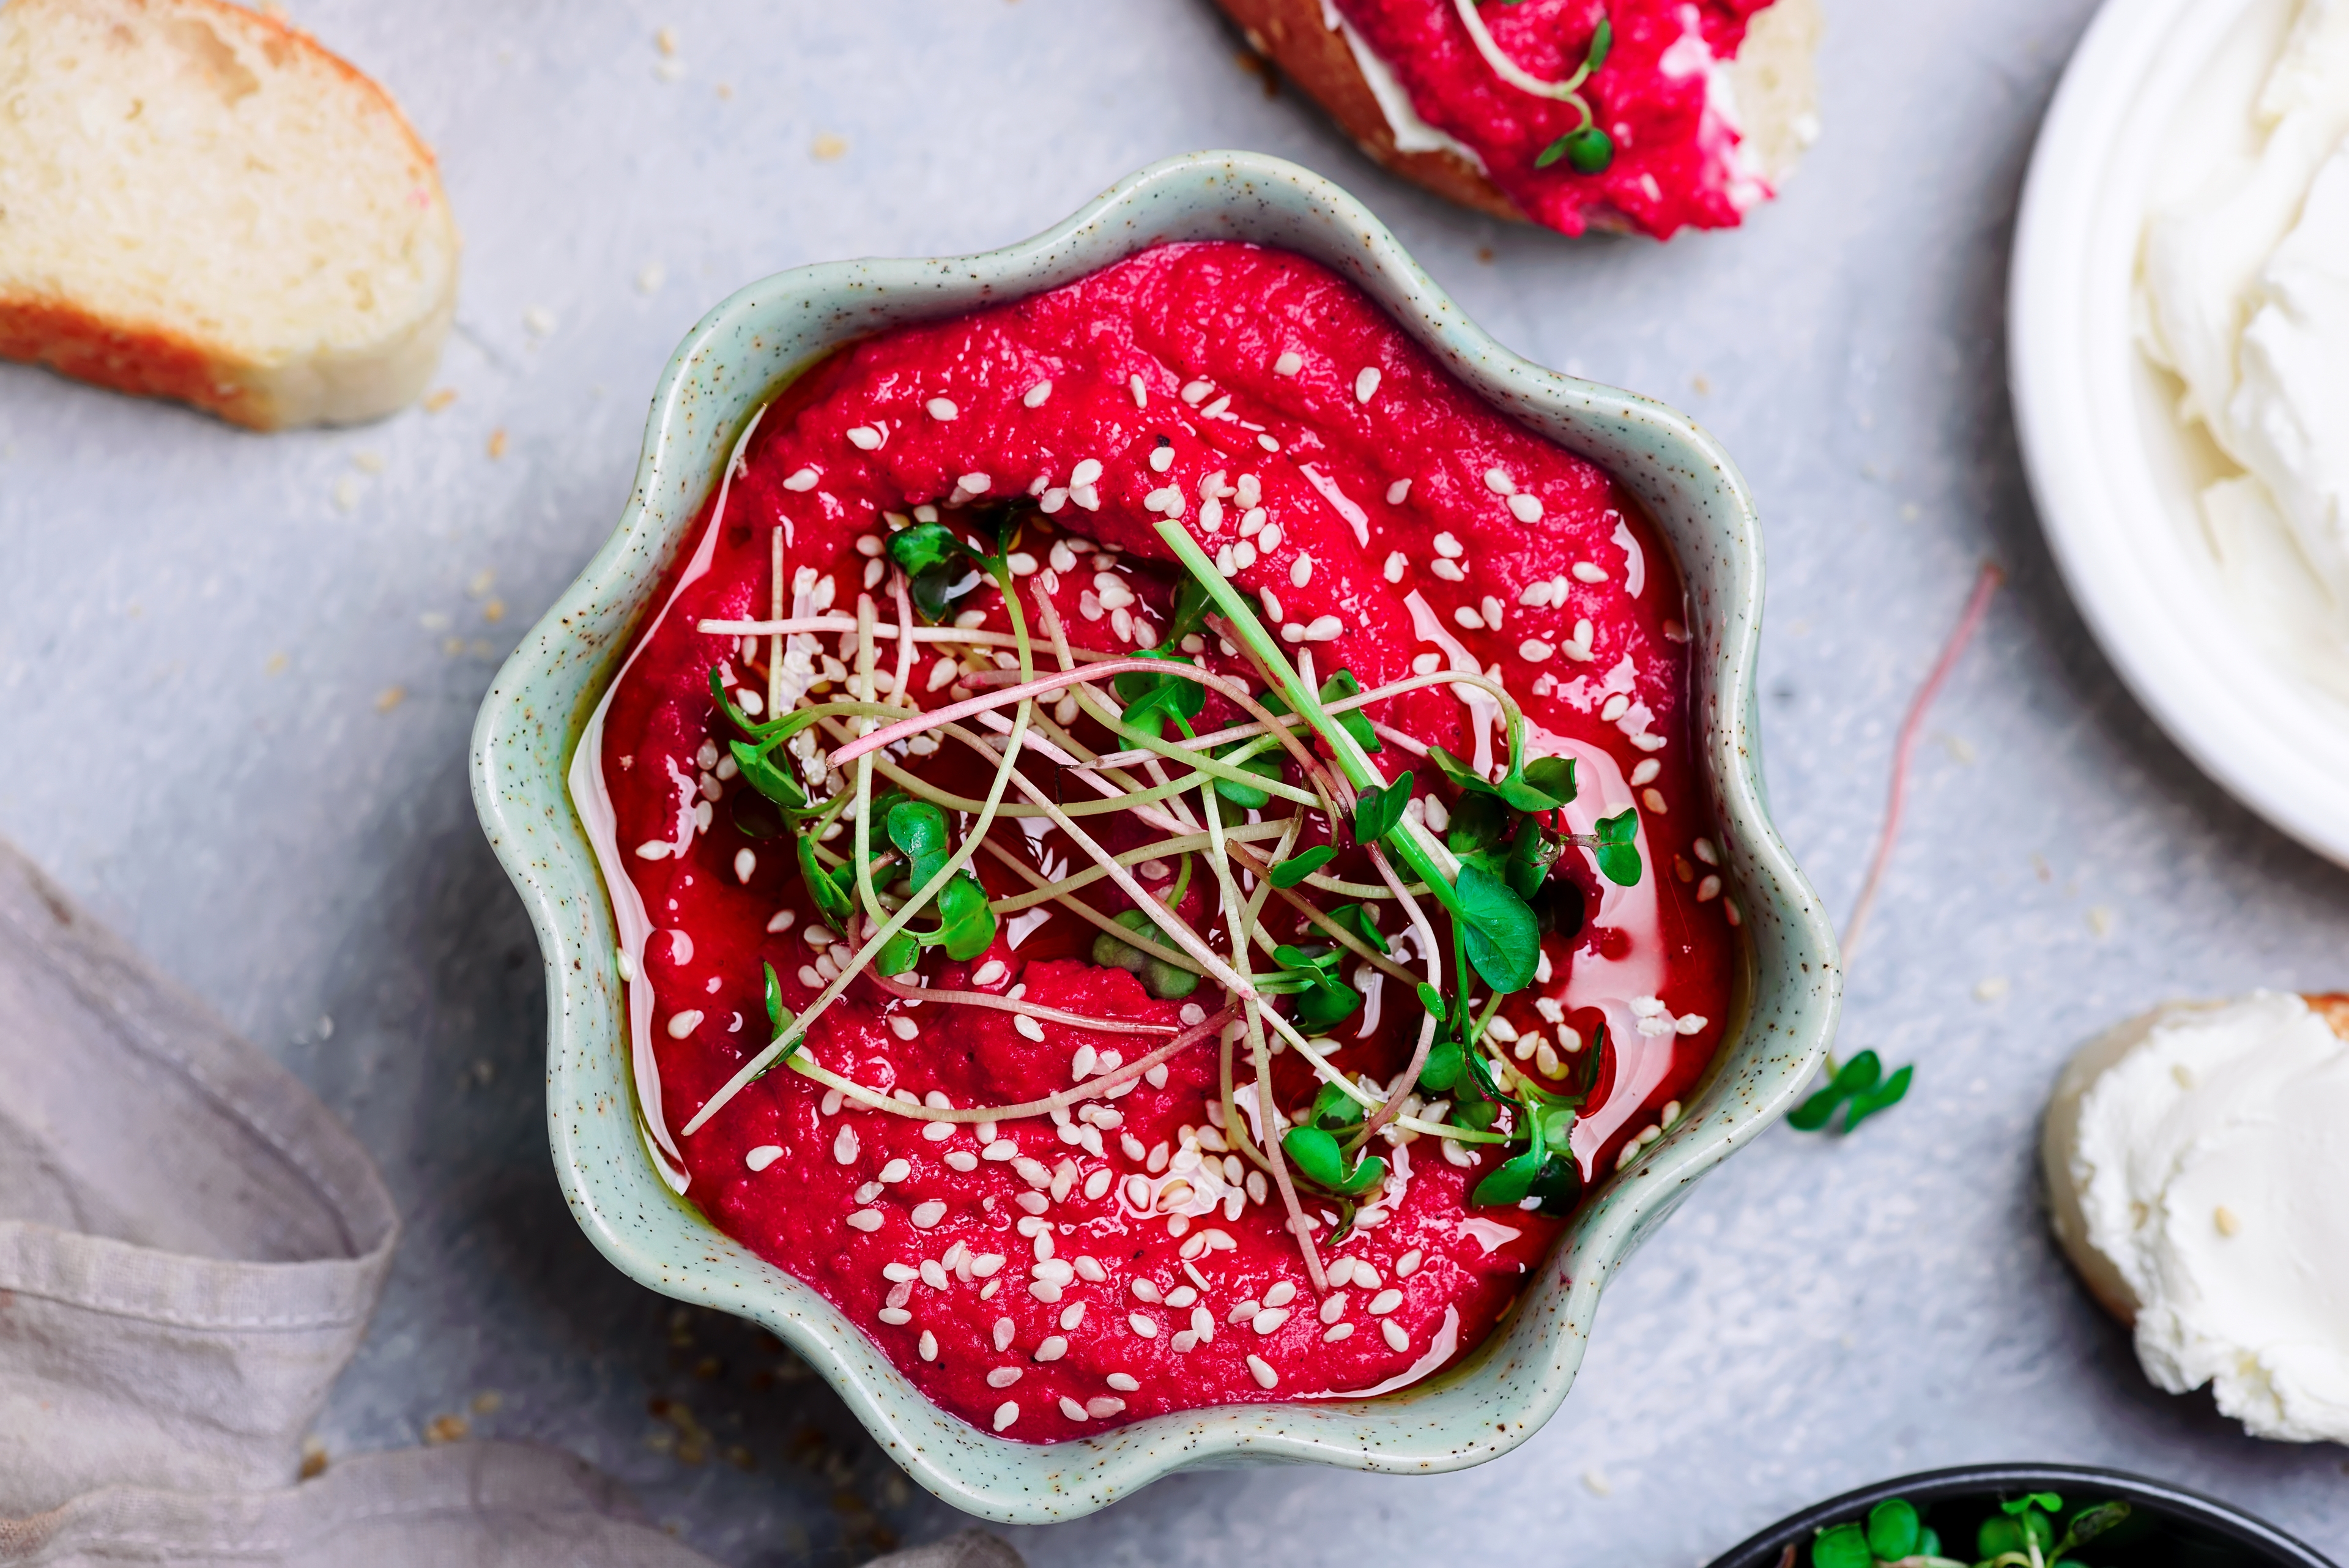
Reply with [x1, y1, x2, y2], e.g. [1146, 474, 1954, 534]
[470, 149, 1839, 1524]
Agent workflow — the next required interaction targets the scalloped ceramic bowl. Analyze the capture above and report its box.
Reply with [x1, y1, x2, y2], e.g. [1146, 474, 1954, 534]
[471, 149, 1839, 1523]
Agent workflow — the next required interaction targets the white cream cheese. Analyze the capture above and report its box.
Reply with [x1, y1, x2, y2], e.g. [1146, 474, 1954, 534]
[2046, 992, 2349, 1444]
[2140, 0, 2349, 640]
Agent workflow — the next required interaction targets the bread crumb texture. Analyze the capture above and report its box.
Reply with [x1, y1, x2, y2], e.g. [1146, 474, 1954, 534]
[0, 0, 460, 428]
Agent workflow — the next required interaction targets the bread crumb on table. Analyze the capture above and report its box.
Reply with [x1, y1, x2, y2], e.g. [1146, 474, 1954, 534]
[811, 132, 848, 162]
[422, 388, 458, 413]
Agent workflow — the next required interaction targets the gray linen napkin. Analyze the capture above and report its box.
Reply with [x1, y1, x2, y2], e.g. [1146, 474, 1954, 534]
[0, 841, 1017, 1568]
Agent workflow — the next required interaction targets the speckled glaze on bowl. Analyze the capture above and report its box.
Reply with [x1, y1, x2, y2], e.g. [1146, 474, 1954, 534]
[470, 149, 1840, 1523]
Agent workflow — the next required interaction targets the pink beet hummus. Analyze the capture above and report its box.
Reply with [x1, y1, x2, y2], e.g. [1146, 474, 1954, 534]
[587, 242, 1739, 1439]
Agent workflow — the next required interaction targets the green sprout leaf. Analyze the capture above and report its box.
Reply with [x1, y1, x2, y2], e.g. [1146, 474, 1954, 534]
[1447, 792, 1510, 858]
[1592, 809, 1642, 886]
[763, 961, 785, 1036]
[1808, 1523, 1871, 1568]
[1455, 861, 1540, 995]
[1270, 845, 1336, 888]
[885, 522, 984, 623]
[1521, 754, 1578, 807]
[1842, 1064, 1913, 1131]
[1114, 658, 1206, 738]
[1316, 669, 1382, 754]
[1282, 1125, 1344, 1188]
[1419, 1037, 1465, 1094]
[1310, 1081, 1365, 1129]
[797, 836, 856, 932]
[1865, 1498, 1921, 1562]
[1211, 740, 1283, 808]
[2005, 1493, 2065, 1520]
[1091, 909, 1198, 1000]
[932, 874, 996, 962]
[886, 800, 952, 891]
[1351, 770, 1414, 845]
[1326, 902, 1390, 956]
[1505, 816, 1562, 901]
[1414, 980, 1445, 1016]
[1471, 1143, 1545, 1208]
[1428, 745, 1496, 800]
[1293, 972, 1364, 1032]
[729, 738, 806, 811]
[2061, 1501, 2131, 1554]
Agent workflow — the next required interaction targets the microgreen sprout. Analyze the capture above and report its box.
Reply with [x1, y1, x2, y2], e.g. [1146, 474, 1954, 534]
[1787, 1049, 1912, 1135]
[1808, 1492, 2131, 1568]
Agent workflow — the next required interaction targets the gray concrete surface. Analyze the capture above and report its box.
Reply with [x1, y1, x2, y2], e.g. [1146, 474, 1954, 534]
[5, 1, 2347, 1563]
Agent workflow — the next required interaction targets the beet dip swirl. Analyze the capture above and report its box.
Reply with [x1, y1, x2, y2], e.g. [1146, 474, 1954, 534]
[575, 242, 1739, 1440]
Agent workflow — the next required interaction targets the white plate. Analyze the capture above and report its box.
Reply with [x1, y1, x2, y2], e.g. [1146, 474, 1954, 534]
[2010, 0, 2349, 869]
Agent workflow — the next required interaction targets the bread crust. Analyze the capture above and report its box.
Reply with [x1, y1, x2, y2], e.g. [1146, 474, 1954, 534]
[2040, 992, 2349, 1328]
[0, 0, 459, 429]
[1215, 0, 1531, 225]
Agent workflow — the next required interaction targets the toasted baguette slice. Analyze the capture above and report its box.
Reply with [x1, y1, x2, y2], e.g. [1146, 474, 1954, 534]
[0, 0, 459, 429]
[2041, 991, 2349, 1325]
[1218, 0, 1820, 236]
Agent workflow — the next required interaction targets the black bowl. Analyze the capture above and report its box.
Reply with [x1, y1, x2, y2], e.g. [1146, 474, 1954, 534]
[1706, 1465, 2337, 1568]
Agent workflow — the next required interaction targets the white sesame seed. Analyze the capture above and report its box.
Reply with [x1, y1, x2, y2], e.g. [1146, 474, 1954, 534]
[993, 1316, 1015, 1350]
[1631, 759, 1661, 786]
[1034, 1336, 1068, 1362]
[973, 1255, 1007, 1281]
[1228, 1299, 1260, 1325]
[878, 1307, 912, 1325]
[1573, 561, 1609, 583]
[1508, 493, 1544, 523]
[746, 1145, 782, 1172]
[1453, 606, 1486, 631]
[1367, 1288, 1403, 1315]
[972, 959, 1008, 987]
[1129, 374, 1148, 407]
[910, 1200, 948, 1228]
[927, 398, 958, 421]
[1149, 445, 1175, 474]
[1274, 351, 1303, 376]
[1107, 1372, 1140, 1392]
[1430, 559, 1467, 582]
[765, 909, 795, 935]
[1433, 532, 1464, 559]
[1123, 1310, 1160, 1340]
[665, 1010, 702, 1039]
[1354, 366, 1382, 403]
[1024, 380, 1053, 407]
[1601, 693, 1631, 722]
[1088, 1396, 1127, 1418]
[1644, 787, 1668, 814]
[1396, 1249, 1422, 1277]
[1260, 522, 1282, 551]
[918, 1330, 939, 1361]
[833, 1126, 859, 1165]
[1071, 458, 1103, 487]
[987, 1366, 1022, 1388]
[1060, 1302, 1086, 1331]
[1324, 1322, 1354, 1342]
[848, 426, 881, 450]
[982, 1140, 1019, 1161]
[1014, 1013, 1046, 1042]
[1258, 433, 1280, 451]
[1290, 554, 1312, 588]
[847, 1209, 883, 1232]
[1071, 1044, 1097, 1080]
[1059, 1396, 1089, 1422]
[889, 1014, 919, 1042]
[1260, 587, 1283, 623]
[1191, 1306, 1215, 1341]
[959, 471, 990, 494]
[1264, 1280, 1296, 1307]
[1381, 1320, 1409, 1351]
[1304, 615, 1343, 642]
[1247, 1355, 1278, 1389]
[1130, 1279, 1162, 1304]
[1483, 467, 1515, 495]
[1518, 639, 1554, 663]
[878, 1158, 911, 1183]
[1252, 1307, 1291, 1334]
[784, 467, 820, 492]
[993, 1401, 1019, 1431]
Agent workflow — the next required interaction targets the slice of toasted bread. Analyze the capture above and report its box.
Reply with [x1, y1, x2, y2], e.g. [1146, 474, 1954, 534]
[0, 0, 459, 429]
[1217, 0, 1820, 236]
